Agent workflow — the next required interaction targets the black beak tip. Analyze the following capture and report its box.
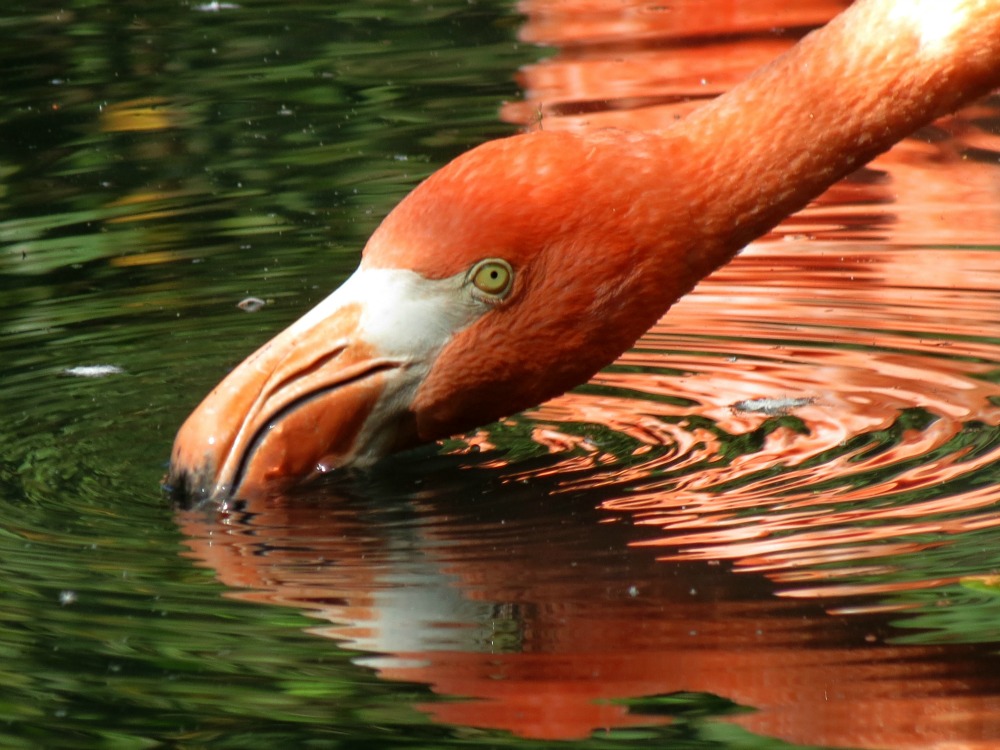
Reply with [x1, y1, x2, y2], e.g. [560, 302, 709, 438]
[163, 463, 228, 509]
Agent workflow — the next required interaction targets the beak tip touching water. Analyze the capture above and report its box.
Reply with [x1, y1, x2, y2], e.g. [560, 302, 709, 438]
[165, 281, 426, 504]
[163, 468, 223, 506]
[165, 378, 411, 505]
[165, 373, 390, 504]
[165, 405, 233, 503]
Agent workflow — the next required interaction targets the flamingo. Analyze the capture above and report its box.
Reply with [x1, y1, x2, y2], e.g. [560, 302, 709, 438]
[168, 0, 1000, 502]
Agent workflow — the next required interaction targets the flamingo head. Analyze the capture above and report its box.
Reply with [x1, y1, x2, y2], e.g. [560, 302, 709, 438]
[167, 129, 699, 502]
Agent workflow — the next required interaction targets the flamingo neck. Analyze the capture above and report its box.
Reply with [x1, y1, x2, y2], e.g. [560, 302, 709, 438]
[665, 0, 1000, 281]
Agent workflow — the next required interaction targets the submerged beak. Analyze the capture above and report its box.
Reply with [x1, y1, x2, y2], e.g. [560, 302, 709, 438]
[168, 298, 406, 503]
[168, 266, 474, 503]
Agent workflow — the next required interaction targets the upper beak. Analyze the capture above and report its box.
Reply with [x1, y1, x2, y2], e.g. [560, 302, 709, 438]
[167, 274, 416, 503]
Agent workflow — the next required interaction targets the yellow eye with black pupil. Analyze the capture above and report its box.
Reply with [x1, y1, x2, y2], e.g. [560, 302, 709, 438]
[470, 258, 513, 299]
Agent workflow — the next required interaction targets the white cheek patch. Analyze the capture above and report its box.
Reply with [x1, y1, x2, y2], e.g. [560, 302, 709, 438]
[291, 266, 482, 359]
[359, 268, 483, 359]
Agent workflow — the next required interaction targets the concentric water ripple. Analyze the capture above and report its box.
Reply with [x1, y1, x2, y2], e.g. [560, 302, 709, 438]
[493, 236, 1000, 609]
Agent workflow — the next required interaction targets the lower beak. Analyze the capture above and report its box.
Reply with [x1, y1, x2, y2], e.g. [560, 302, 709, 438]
[167, 299, 409, 503]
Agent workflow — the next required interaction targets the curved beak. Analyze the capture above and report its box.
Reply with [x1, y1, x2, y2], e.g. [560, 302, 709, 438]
[167, 267, 474, 503]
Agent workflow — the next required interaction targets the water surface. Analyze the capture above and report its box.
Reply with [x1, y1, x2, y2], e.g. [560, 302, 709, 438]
[3, 1, 1000, 748]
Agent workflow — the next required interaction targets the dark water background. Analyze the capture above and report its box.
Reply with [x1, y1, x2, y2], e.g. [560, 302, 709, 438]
[3, 1, 1000, 748]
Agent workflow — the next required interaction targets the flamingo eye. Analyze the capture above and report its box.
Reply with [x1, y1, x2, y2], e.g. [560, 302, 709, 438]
[469, 258, 514, 301]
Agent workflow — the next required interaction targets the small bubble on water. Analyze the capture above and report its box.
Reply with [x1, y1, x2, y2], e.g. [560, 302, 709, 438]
[237, 297, 267, 313]
[62, 365, 124, 378]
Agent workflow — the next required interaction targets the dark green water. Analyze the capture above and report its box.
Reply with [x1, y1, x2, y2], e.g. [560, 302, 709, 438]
[0, 2, 533, 747]
[4, 1, 1000, 748]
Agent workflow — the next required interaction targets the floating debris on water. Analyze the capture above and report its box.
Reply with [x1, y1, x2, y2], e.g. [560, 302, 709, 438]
[237, 296, 267, 312]
[63, 365, 125, 378]
[730, 396, 814, 416]
[59, 590, 77, 606]
[193, 1, 240, 11]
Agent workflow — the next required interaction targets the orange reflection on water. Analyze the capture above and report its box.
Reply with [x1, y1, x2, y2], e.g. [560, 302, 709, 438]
[531, 241, 1000, 599]
[179, 488, 1000, 748]
[503, 0, 852, 131]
